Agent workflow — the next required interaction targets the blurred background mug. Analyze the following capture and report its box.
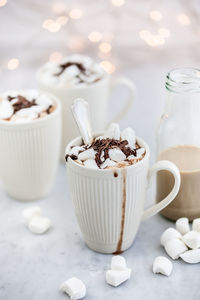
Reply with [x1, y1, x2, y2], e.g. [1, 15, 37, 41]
[37, 65, 136, 161]
[0, 92, 61, 201]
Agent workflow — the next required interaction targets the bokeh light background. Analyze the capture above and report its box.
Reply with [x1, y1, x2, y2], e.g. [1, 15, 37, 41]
[0, 0, 200, 158]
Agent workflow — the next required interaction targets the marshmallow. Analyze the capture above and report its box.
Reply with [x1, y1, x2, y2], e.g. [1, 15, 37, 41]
[176, 217, 190, 235]
[109, 148, 126, 162]
[23, 206, 42, 225]
[121, 127, 136, 148]
[36, 94, 53, 110]
[101, 158, 116, 169]
[111, 255, 126, 271]
[164, 238, 187, 260]
[182, 230, 200, 249]
[0, 100, 14, 120]
[78, 148, 95, 161]
[84, 159, 98, 169]
[106, 268, 131, 287]
[104, 123, 120, 140]
[28, 216, 51, 234]
[180, 249, 200, 264]
[136, 148, 145, 158]
[152, 256, 173, 277]
[60, 65, 80, 83]
[60, 277, 86, 300]
[69, 146, 85, 157]
[192, 218, 200, 232]
[160, 228, 182, 247]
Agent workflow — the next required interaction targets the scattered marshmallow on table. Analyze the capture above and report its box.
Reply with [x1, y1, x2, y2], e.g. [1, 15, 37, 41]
[121, 127, 136, 148]
[192, 218, 200, 232]
[60, 277, 86, 300]
[182, 230, 200, 249]
[23, 206, 41, 226]
[164, 238, 187, 260]
[160, 227, 182, 247]
[111, 255, 127, 271]
[153, 256, 173, 277]
[106, 269, 131, 287]
[176, 217, 190, 235]
[28, 216, 51, 234]
[180, 249, 200, 264]
[106, 255, 131, 287]
[104, 123, 120, 140]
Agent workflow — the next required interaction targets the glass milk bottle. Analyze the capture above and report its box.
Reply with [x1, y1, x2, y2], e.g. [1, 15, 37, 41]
[156, 68, 200, 221]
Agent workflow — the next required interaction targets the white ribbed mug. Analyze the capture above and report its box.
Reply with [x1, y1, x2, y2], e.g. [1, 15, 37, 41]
[0, 94, 61, 200]
[37, 70, 136, 161]
[66, 135, 181, 254]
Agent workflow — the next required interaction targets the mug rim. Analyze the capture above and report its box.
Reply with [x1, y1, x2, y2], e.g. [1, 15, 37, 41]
[65, 133, 150, 173]
[36, 67, 110, 91]
[0, 91, 61, 128]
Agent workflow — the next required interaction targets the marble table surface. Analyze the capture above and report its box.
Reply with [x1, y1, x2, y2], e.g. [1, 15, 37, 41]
[0, 65, 200, 299]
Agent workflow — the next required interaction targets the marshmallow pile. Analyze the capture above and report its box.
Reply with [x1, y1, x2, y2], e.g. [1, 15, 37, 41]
[23, 206, 51, 234]
[66, 123, 145, 169]
[0, 90, 55, 122]
[160, 217, 200, 264]
[38, 54, 105, 88]
[60, 256, 131, 299]
[106, 255, 131, 287]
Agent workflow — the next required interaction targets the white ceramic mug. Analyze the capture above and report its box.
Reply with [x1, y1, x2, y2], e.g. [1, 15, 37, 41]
[0, 94, 61, 201]
[65, 134, 181, 254]
[37, 72, 136, 160]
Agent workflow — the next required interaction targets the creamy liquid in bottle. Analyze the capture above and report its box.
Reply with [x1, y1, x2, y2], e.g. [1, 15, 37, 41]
[156, 145, 200, 220]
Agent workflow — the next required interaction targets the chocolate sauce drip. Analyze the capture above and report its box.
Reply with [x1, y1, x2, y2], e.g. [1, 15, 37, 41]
[11, 96, 37, 113]
[54, 62, 86, 76]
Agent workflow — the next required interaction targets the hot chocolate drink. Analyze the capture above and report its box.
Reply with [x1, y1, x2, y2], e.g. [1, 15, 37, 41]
[0, 90, 56, 122]
[65, 123, 145, 169]
[156, 145, 200, 220]
[38, 54, 106, 88]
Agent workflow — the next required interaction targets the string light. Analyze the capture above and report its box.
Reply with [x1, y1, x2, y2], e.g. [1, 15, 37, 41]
[0, 0, 7, 7]
[100, 61, 115, 74]
[56, 16, 68, 25]
[99, 42, 112, 53]
[49, 52, 63, 62]
[111, 0, 125, 7]
[7, 58, 19, 70]
[68, 37, 84, 51]
[52, 2, 66, 14]
[42, 19, 61, 32]
[149, 10, 163, 21]
[88, 32, 102, 43]
[158, 27, 170, 38]
[69, 9, 83, 19]
[139, 30, 151, 40]
[177, 13, 190, 25]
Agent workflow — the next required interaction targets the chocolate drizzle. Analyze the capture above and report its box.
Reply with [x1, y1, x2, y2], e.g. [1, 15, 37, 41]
[10, 96, 37, 113]
[90, 138, 137, 168]
[54, 62, 86, 76]
[65, 138, 138, 167]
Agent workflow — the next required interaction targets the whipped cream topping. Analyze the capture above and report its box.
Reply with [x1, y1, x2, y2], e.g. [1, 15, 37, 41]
[38, 54, 106, 88]
[65, 123, 146, 169]
[0, 90, 55, 122]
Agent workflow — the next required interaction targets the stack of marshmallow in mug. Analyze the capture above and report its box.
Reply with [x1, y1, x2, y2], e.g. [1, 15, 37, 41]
[153, 217, 200, 277]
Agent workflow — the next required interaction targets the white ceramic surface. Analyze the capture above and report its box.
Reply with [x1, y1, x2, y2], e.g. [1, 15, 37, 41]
[37, 72, 136, 160]
[65, 135, 181, 253]
[0, 95, 61, 200]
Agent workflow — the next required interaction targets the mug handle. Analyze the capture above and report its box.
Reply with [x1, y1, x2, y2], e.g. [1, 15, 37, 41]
[108, 77, 136, 124]
[142, 160, 181, 221]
